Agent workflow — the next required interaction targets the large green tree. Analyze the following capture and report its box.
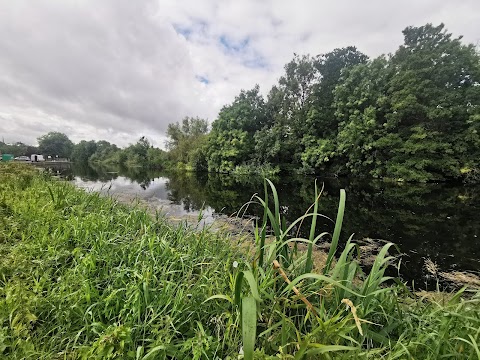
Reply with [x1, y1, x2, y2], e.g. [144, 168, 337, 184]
[301, 47, 368, 172]
[166, 116, 209, 169]
[37, 132, 74, 159]
[334, 24, 480, 181]
[207, 86, 267, 172]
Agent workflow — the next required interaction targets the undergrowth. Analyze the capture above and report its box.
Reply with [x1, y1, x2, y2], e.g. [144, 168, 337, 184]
[0, 163, 479, 359]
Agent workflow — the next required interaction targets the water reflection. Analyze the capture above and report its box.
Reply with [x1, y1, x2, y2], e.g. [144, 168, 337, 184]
[70, 164, 480, 285]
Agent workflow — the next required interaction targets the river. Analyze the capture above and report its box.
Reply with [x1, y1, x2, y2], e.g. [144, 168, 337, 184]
[60, 163, 479, 288]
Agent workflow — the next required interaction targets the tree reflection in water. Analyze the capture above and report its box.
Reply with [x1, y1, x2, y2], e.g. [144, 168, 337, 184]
[72, 164, 480, 286]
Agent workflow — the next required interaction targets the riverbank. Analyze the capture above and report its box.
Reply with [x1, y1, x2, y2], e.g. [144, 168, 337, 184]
[1, 163, 480, 359]
[70, 163, 480, 285]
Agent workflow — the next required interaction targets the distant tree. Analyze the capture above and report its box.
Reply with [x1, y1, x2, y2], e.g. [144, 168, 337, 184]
[166, 117, 209, 150]
[87, 140, 120, 165]
[167, 117, 209, 168]
[37, 132, 74, 158]
[0, 141, 39, 157]
[123, 137, 151, 166]
[71, 140, 97, 163]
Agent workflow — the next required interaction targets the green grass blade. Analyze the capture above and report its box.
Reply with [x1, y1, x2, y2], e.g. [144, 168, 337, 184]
[141, 345, 166, 360]
[265, 179, 280, 230]
[324, 189, 346, 274]
[234, 271, 245, 307]
[242, 297, 257, 360]
[235, 270, 262, 306]
[203, 294, 233, 304]
[305, 180, 319, 274]
[259, 179, 269, 267]
[243, 270, 262, 303]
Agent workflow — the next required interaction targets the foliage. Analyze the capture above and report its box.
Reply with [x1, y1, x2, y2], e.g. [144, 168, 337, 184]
[71, 140, 98, 163]
[1, 164, 479, 358]
[88, 140, 120, 165]
[331, 24, 480, 182]
[0, 164, 240, 359]
[0, 141, 38, 157]
[202, 23, 480, 182]
[37, 132, 74, 158]
[82, 137, 167, 170]
[166, 116, 209, 170]
[206, 86, 267, 172]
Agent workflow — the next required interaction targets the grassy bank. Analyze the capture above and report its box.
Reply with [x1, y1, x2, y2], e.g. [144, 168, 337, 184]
[0, 164, 479, 359]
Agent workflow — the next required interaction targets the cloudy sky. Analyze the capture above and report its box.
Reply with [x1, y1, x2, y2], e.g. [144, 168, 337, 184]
[0, 0, 479, 148]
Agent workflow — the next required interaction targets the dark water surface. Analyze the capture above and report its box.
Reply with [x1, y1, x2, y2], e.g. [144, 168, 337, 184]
[67, 164, 480, 286]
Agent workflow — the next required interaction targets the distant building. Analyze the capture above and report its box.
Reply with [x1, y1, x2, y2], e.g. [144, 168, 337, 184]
[31, 154, 45, 162]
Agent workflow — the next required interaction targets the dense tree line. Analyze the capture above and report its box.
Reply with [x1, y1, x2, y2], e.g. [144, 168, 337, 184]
[171, 24, 479, 182]
[70, 136, 167, 169]
[0, 141, 38, 157]
[4, 24, 479, 182]
[2, 132, 168, 170]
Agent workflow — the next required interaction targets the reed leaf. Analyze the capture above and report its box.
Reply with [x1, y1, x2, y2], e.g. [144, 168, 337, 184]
[324, 189, 346, 274]
[242, 297, 257, 360]
[305, 180, 320, 274]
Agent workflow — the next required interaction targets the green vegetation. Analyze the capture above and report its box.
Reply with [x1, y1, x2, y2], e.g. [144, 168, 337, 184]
[4, 23, 479, 182]
[166, 116, 209, 171]
[38, 132, 74, 159]
[0, 141, 38, 157]
[72, 137, 168, 170]
[1, 163, 479, 359]
[198, 23, 480, 182]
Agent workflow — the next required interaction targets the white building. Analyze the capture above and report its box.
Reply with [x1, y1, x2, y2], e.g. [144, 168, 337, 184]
[31, 154, 45, 162]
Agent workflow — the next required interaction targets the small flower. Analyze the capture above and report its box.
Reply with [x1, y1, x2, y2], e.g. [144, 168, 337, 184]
[232, 261, 239, 268]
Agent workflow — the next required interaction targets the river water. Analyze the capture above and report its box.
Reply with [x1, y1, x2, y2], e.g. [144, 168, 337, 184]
[63, 164, 479, 287]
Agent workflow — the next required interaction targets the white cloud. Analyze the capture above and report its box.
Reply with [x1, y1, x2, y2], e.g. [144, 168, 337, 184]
[0, 0, 479, 147]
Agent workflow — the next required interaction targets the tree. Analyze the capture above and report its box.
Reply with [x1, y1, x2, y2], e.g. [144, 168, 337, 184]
[207, 129, 252, 173]
[384, 23, 480, 181]
[0, 142, 38, 157]
[333, 24, 480, 181]
[37, 132, 74, 158]
[71, 140, 97, 163]
[273, 55, 319, 164]
[211, 85, 267, 134]
[207, 86, 267, 171]
[88, 141, 120, 165]
[307, 47, 368, 138]
[301, 47, 368, 172]
[166, 117, 209, 167]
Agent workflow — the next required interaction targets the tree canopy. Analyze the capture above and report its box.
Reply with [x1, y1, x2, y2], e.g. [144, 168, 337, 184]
[37, 132, 74, 158]
[190, 23, 480, 182]
[14, 23, 479, 184]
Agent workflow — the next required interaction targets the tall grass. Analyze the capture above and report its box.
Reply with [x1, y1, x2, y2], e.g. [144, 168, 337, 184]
[0, 164, 242, 359]
[0, 163, 479, 359]
[212, 178, 480, 359]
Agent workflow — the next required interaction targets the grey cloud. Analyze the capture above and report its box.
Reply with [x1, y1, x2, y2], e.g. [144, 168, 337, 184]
[0, 0, 209, 146]
[1, 0, 479, 147]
